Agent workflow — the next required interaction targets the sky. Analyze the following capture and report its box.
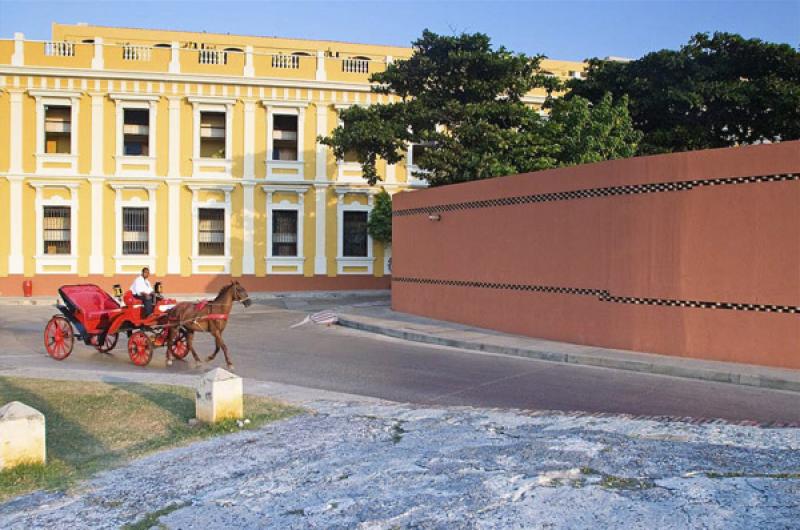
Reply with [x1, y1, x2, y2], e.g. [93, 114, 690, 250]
[0, 0, 797, 61]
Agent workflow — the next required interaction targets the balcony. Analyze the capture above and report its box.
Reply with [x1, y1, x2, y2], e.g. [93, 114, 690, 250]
[23, 40, 93, 69]
[1, 34, 396, 85]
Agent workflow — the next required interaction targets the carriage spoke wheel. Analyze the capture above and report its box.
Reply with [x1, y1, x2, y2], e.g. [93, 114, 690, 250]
[44, 315, 74, 360]
[128, 331, 153, 367]
[169, 329, 190, 360]
[96, 332, 119, 354]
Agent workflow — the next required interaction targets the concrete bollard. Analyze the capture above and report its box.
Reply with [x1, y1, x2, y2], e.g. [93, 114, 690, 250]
[0, 401, 46, 470]
[195, 368, 243, 423]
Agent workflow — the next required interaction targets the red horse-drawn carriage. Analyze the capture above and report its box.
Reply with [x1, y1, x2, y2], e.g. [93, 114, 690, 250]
[43, 283, 189, 366]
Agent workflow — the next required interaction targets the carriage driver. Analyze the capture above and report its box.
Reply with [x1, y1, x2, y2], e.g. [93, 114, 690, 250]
[131, 267, 155, 317]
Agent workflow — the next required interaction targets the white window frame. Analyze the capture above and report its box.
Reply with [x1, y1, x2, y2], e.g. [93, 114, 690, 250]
[188, 184, 233, 274]
[263, 185, 309, 274]
[188, 96, 234, 178]
[111, 183, 157, 273]
[406, 142, 432, 188]
[335, 187, 375, 274]
[333, 103, 367, 183]
[263, 100, 307, 181]
[31, 181, 80, 274]
[30, 90, 81, 175]
[110, 94, 159, 177]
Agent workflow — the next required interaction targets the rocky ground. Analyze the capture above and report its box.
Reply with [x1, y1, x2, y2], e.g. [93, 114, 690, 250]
[2, 400, 799, 529]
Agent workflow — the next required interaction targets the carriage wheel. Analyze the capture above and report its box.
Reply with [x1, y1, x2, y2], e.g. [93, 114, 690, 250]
[96, 333, 119, 354]
[44, 315, 74, 360]
[169, 329, 190, 360]
[128, 331, 153, 367]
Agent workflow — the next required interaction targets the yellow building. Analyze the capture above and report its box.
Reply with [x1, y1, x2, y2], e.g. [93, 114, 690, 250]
[0, 23, 584, 295]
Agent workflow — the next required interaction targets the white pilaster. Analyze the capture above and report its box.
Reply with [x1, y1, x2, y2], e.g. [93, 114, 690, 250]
[8, 90, 23, 174]
[314, 185, 328, 274]
[242, 182, 255, 275]
[316, 50, 326, 81]
[315, 103, 328, 179]
[90, 93, 104, 175]
[169, 41, 180, 74]
[91, 37, 104, 70]
[11, 33, 24, 66]
[243, 100, 256, 178]
[167, 180, 181, 274]
[7, 176, 24, 274]
[167, 96, 181, 177]
[88, 177, 104, 274]
[244, 46, 255, 77]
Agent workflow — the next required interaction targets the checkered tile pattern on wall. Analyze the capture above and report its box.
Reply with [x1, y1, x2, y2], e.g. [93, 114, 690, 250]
[394, 173, 799, 217]
[392, 277, 800, 315]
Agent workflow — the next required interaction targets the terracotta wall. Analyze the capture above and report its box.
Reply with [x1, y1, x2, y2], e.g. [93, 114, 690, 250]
[0, 274, 389, 298]
[392, 141, 800, 369]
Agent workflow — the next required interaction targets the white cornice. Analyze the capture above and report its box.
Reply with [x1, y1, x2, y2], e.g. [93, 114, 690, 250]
[28, 88, 82, 99]
[109, 93, 160, 101]
[187, 95, 237, 105]
[187, 184, 235, 192]
[262, 184, 310, 194]
[261, 99, 309, 108]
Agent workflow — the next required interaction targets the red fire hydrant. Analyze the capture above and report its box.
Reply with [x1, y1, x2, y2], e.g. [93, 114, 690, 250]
[22, 280, 32, 297]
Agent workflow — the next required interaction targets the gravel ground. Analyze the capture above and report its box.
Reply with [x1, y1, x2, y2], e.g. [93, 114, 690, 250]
[2, 401, 799, 529]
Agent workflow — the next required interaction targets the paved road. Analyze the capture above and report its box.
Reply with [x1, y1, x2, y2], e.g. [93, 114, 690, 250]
[2, 297, 798, 423]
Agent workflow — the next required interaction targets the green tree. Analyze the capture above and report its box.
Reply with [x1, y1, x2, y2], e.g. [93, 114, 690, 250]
[545, 93, 642, 165]
[568, 32, 800, 154]
[367, 189, 393, 244]
[320, 30, 640, 187]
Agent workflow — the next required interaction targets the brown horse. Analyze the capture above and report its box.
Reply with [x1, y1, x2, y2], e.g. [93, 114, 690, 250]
[165, 281, 252, 369]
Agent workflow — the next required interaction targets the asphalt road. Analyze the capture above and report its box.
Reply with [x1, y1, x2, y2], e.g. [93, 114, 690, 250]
[2, 296, 799, 423]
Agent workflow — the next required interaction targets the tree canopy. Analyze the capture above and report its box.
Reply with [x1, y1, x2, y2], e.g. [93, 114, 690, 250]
[320, 30, 641, 186]
[568, 32, 800, 154]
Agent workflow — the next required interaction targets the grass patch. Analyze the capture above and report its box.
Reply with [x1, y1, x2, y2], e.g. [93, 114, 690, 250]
[0, 376, 302, 500]
[121, 501, 188, 530]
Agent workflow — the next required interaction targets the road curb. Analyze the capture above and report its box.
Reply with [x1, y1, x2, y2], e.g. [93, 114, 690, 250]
[337, 317, 800, 394]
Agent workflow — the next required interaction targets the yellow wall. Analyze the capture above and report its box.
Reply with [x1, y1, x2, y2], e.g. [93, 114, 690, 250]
[0, 23, 583, 283]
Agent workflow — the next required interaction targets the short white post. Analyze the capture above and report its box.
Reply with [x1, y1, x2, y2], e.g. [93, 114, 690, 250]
[11, 32, 24, 66]
[195, 368, 243, 423]
[0, 401, 46, 470]
[91, 37, 104, 70]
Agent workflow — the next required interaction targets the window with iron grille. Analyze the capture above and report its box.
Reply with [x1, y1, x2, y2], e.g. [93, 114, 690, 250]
[199, 111, 226, 158]
[198, 208, 225, 256]
[272, 114, 298, 161]
[122, 207, 149, 255]
[44, 105, 71, 154]
[342, 211, 368, 257]
[272, 210, 298, 256]
[43, 206, 71, 255]
[123, 108, 150, 156]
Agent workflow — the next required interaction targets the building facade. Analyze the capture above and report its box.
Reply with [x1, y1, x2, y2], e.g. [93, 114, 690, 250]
[0, 23, 584, 295]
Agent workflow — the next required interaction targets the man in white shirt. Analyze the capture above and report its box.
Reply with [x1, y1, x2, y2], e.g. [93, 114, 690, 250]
[131, 267, 155, 317]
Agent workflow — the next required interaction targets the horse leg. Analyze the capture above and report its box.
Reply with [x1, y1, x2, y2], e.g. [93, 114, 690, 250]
[187, 331, 203, 364]
[215, 330, 233, 370]
[165, 327, 174, 366]
[206, 325, 221, 362]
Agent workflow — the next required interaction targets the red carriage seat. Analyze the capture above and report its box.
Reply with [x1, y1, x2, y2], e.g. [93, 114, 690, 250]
[59, 285, 122, 331]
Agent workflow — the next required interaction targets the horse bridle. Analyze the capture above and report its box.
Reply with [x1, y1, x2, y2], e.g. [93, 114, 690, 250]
[235, 284, 252, 307]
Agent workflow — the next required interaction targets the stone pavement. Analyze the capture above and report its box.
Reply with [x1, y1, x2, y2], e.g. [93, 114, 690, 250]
[2, 397, 799, 529]
[337, 305, 800, 394]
